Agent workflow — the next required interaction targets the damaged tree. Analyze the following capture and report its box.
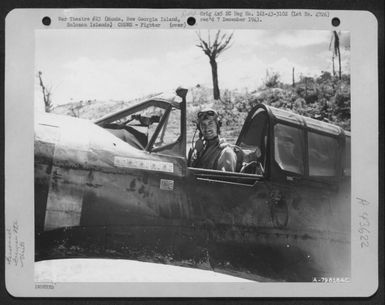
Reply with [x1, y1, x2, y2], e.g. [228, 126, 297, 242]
[196, 30, 233, 100]
[329, 31, 342, 80]
[38, 71, 53, 112]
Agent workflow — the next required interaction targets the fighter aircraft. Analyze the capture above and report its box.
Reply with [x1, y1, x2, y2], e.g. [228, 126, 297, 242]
[35, 88, 351, 281]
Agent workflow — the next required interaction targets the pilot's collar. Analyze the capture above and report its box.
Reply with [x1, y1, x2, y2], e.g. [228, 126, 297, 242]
[205, 136, 219, 146]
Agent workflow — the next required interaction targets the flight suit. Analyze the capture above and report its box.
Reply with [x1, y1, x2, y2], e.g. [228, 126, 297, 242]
[191, 137, 237, 172]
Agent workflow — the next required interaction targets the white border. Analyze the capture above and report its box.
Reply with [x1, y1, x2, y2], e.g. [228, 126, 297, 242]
[5, 9, 379, 297]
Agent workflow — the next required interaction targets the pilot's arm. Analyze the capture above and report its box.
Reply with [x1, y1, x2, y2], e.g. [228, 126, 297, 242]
[217, 147, 237, 172]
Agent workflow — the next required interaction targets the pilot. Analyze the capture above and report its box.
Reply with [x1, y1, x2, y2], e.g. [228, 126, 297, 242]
[188, 108, 237, 171]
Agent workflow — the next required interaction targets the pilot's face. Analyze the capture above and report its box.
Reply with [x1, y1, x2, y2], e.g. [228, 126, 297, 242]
[199, 119, 218, 140]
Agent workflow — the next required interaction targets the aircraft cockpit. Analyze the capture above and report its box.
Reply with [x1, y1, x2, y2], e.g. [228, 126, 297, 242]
[94, 91, 350, 187]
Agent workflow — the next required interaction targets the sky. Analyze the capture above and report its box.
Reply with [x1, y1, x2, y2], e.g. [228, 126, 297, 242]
[35, 29, 350, 108]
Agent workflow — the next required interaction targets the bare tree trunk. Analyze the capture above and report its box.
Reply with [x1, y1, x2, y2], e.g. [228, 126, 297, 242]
[292, 67, 295, 87]
[332, 31, 342, 80]
[332, 55, 335, 76]
[210, 58, 220, 100]
[305, 78, 308, 98]
[196, 31, 233, 101]
[38, 71, 52, 112]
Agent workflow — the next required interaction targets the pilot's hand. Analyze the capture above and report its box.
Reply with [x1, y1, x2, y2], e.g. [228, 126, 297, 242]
[254, 146, 262, 159]
[187, 147, 196, 166]
[244, 146, 262, 162]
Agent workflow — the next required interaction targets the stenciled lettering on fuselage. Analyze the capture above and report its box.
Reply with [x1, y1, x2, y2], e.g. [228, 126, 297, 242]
[114, 156, 174, 173]
[160, 179, 174, 191]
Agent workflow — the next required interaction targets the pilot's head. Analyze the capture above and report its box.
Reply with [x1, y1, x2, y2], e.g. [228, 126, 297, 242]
[197, 108, 220, 140]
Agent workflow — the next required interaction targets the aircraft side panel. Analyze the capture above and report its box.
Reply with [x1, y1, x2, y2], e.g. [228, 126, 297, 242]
[35, 117, 195, 263]
[184, 171, 350, 280]
[44, 166, 87, 230]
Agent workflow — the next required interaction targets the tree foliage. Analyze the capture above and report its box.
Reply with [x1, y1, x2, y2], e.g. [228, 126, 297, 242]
[263, 70, 281, 88]
[189, 70, 351, 136]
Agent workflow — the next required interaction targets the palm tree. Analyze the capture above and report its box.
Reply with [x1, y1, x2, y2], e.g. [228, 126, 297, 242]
[329, 31, 342, 80]
[196, 30, 233, 100]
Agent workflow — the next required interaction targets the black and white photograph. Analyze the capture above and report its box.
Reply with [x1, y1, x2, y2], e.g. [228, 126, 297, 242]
[33, 28, 351, 282]
[4, 8, 379, 297]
